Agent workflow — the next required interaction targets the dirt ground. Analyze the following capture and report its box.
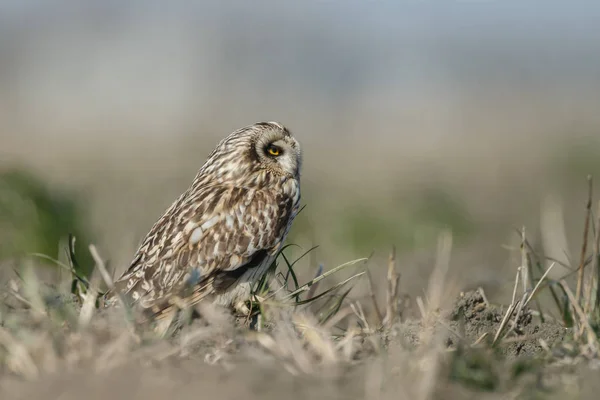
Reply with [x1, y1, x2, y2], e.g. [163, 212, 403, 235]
[394, 290, 567, 357]
[1, 286, 596, 400]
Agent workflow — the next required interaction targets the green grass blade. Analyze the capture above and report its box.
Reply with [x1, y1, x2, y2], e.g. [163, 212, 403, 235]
[276, 258, 368, 301]
[281, 253, 300, 294]
[287, 271, 365, 304]
[318, 287, 353, 325]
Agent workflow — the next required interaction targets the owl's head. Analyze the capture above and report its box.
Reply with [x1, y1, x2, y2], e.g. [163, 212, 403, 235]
[251, 122, 302, 179]
[199, 122, 302, 185]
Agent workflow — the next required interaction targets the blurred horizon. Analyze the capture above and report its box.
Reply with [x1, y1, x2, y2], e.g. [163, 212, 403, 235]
[2, 1, 600, 134]
[2, 1, 600, 302]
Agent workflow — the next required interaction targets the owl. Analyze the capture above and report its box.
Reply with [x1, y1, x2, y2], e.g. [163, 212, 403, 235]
[103, 122, 302, 324]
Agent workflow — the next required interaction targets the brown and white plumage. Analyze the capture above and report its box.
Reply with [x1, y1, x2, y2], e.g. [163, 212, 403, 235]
[103, 122, 302, 321]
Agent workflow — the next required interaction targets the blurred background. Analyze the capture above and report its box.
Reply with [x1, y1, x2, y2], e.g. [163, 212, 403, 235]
[2, 0, 600, 303]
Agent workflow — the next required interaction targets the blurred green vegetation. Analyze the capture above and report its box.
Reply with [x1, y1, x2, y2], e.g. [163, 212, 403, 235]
[335, 187, 475, 255]
[552, 135, 600, 181]
[0, 168, 95, 277]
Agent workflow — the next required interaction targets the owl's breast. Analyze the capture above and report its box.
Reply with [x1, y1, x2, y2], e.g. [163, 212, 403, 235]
[281, 177, 300, 204]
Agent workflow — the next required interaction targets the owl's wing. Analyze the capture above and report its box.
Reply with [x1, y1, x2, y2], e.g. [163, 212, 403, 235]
[111, 184, 295, 311]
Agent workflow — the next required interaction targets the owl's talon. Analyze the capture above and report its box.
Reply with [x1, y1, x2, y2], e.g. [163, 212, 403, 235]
[235, 300, 251, 316]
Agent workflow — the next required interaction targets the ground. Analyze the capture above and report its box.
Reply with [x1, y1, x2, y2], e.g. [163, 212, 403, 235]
[1, 274, 598, 400]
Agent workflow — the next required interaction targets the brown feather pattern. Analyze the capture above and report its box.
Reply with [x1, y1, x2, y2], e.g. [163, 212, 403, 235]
[103, 122, 301, 319]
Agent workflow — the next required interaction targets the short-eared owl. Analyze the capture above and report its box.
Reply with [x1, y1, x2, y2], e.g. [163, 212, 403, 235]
[104, 122, 302, 321]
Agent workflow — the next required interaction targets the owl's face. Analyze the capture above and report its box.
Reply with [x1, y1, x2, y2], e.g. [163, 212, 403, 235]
[253, 125, 302, 179]
[198, 122, 302, 186]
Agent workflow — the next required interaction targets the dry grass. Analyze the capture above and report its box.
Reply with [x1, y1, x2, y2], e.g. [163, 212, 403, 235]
[1, 216, 599, 400]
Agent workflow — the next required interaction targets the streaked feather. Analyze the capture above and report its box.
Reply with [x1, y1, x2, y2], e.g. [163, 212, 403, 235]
[103, 122, 302, 322]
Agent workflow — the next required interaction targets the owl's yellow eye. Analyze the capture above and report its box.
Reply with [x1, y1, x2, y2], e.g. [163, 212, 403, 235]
[266, 145, 281, 156]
